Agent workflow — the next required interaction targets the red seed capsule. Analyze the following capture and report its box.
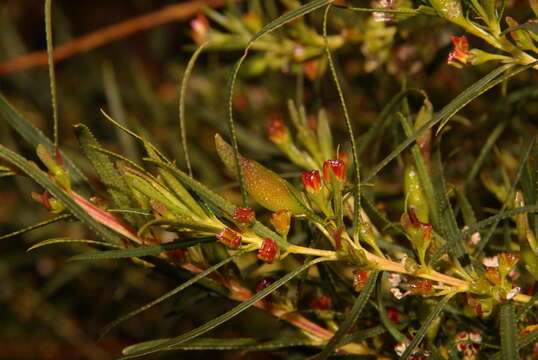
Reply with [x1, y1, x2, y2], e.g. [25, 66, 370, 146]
[309, 296, 331, 310]
[267, 115, 288, 143]
[323, 159, 345, 181]
[233, 207, 255, 225]
[257, 238, 278, 263]
[302, 170, 322, 193]
[216, 228, 242, 248]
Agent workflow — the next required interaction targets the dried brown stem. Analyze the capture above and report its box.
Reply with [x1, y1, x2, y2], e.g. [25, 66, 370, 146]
[0, 0, 228, 75]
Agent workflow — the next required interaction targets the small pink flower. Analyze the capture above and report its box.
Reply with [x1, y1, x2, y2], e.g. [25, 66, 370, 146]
[391, 288, 411, 300]
[217, 228, 242, 248]
[257, 238, 278, 263]
[233, 207, 256, 225]
[323, 159, 345, 181]
[190, 14, 210, 44]
[268, 115, 288, 143]
[302, 170, 322, 193]
[447, 36, 470, 68]
[482, 256, 499, 267]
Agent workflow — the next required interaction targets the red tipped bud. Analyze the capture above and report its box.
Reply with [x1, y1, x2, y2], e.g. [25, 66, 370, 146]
[323, 159, 345, 181]
[408, 279, 433, 296]
[257, 238, 278, 263]
[447, 36, 470, 68]
[267, 115, 288, 143]
[233, 207, 256, 225]
[216, 228, 242, 248]
[190, 14, 210, 44]
[386, 307, 402, 323]
[270, 210, 292, 235]
[309, 296, 331, 310]
[498, 252, 520, 277]
[302, 170, 322, 193]
[352, 269, 369, 291]
[483, 267, 501, 285]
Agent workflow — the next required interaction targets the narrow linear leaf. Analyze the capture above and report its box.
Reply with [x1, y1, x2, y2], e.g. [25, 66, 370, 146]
[323, 4, 361, 237]
[476, 136, 536, 255]
[431, 148, 467, 264]
[465, 121, 507, 187]
[314, 270, 380, 359]
[432, 204, 538, 263]
[365, 63, 535, 183]
[491, 329, 538, 360]
[144, 158, 286, 248]
[74, 124, 139, 226]
[124, 337, 317, 352]
[225, 0, 333, 204]
[45, 0, 58, 148]
[28, 238, 120, 252]
[399, 113, 439, 230]
[0, 213, 72, 240]
[0, 93, 91, 195]
[376, 274, 408, 343]
[399, 294, 452, 359]
[100, 247, 248, 338]
[0, 144, 121, 244]
[70, 237, 215, 261]
[517, 290, 538, 319]
[499, 302, 518, 360]
[89, 144, 146, 173]
[179, 42, 208, 176]
[120, 257, 329, 358]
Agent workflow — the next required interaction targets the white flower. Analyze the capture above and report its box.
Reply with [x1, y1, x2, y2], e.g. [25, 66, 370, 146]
[482, 256, 499, 267]
[387, 273, 401, 287]
[469, 330, 482, 343]
[394, 339, 410, 356]
[506, 286, 521, 300]
[391, 288, 411, 300]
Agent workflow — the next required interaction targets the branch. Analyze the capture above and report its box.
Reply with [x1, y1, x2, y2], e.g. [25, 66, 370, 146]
[0, 0, 228, 75]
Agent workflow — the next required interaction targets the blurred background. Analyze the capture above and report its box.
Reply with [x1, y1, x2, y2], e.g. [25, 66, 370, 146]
[0, 0, 537, 358]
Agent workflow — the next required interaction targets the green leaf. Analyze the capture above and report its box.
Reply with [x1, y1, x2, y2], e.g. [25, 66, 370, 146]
[100, 247, 248, 338]
[399, 113, 439, 230]
[74, 124, 139, 226]
[0, 144, 122, 244]
[45, 0, 58, 148]
[120, 257, 328, 358]
[69, 237, 215, 261]
[376, 274, 408, 343]
[179, 42, 208, 176]
[499, 302, 518, 360]
[314, 270, 380, 359]
[517, 291, 538, 320]
[124, 337, 318, 352]
[464, 121, 507, 187]
[500, 22, 538, 36]
[431, 148, 467, 264]
[323, 4, 361, 238]
[0, 93, 91, 195]
[144, 158, 287, 249]
[432, 206, 538, 263]
[491, 329, 538, 360]
[365, 63, 534, 183]
[0, 214, 72, 240]
[224, 0, 333, 204]
[476, 136, 536, 256]
[399, 294, 452, 359]
[28, 237, 120, 252]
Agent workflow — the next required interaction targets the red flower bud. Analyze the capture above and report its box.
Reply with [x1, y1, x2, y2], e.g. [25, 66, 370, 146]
[267, 114, 288, 143]
[447, 36, 470, 68]
[190, 14, 210, 44]
[257, 238, 278, 263]
[270, 210, 291, 235]
[302, 170, 322, 193]
[233, 207, 256, 225]
[216, 228, 242, 248]
[309, 296, 331, 310]
[409, 279, 433, 295]
[353, 269, 369, 291]
[386, 307, 402, 323]
[323, 159, 345, 181]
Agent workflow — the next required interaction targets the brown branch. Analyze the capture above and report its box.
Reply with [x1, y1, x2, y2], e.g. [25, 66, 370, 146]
[0, 0, 227, 75]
